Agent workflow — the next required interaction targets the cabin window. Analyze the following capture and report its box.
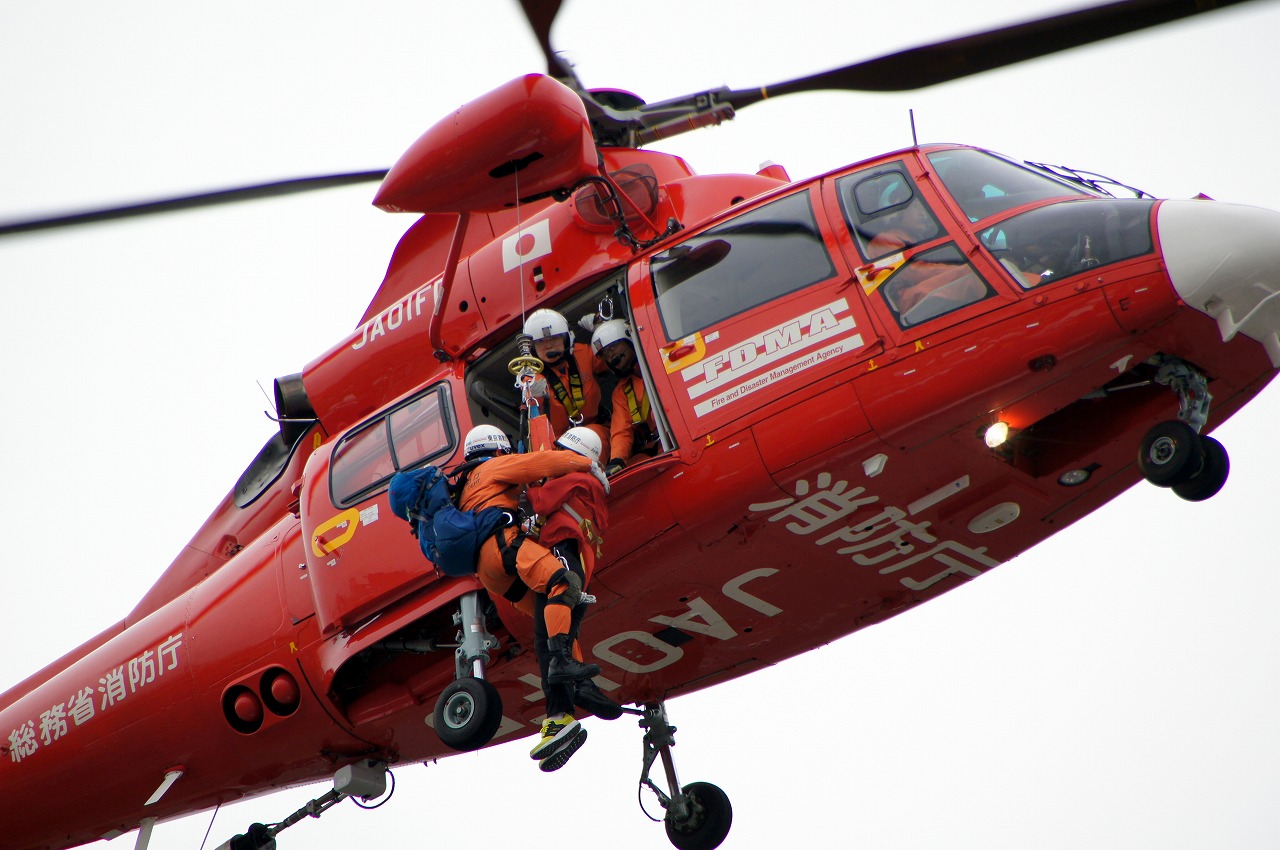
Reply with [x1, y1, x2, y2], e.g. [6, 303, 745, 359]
[979, 199, 1157, 288]
[650, 191, 836, 339]
[873, 243, 995, 328]
[837, 165, 944, 261]
[927, 149, 1089, 222]
[330, 384, 456, 506]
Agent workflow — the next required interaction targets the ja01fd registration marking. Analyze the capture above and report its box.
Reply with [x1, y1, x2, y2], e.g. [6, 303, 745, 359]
[680, 298, 863, 417]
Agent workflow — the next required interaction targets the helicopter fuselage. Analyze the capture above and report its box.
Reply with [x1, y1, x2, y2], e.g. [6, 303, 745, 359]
[6, 135, 1280, 850]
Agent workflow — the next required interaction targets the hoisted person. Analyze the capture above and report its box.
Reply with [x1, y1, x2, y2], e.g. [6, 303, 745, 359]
[456, 423, 618, 771]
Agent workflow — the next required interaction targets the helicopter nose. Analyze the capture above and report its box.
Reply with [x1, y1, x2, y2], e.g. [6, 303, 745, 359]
[1158, 199, 1280, 366]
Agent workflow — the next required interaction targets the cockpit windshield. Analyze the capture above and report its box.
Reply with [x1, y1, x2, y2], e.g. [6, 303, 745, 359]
[980, 199, 1156, 288]
[927, 149, 1091, 222]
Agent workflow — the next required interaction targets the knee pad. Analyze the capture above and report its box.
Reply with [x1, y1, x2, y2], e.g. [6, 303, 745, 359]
[546, 568, 583, 608]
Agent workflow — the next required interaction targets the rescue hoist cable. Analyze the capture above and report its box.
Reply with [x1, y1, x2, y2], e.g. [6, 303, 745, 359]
[505, 168, 550, 447]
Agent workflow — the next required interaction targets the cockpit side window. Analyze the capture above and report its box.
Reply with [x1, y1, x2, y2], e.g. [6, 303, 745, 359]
[837, 166, 943, 261]
[980, 199, 1156, 288]
[927, 149, 1090, 223]
[330, 384, 456, 507]
[650, 191, 836, 340]
[872, 243, 995, 328]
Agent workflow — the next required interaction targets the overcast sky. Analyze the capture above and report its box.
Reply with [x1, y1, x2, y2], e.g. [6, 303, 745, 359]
[4, 2, 1280, 849]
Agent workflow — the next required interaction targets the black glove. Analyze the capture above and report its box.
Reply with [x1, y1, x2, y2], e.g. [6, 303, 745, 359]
[605, 459, 626, 478]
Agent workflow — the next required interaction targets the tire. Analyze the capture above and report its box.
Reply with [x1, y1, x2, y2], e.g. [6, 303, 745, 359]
[1173, 435, 1230, 502]
[1138, 421, 1204, 487]
[433, 678, 503, 752]
[665, 781, 733, 850]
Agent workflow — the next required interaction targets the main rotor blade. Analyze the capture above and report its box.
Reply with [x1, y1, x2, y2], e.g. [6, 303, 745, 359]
[0, 170, 389, 237]
[722, 0, 1255, 107]
[516, 0, 574, 81]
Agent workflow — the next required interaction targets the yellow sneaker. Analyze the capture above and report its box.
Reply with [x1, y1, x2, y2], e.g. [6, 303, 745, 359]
[539, 727, 587, 772]
[529, 714, 581, 760]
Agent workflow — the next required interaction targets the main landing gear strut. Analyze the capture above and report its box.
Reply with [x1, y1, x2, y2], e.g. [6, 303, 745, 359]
[432, 591, 505, 751]
[637, 702, 733, 850]
[414, 595, 733, 847]
[1137, 357, 1230, 501]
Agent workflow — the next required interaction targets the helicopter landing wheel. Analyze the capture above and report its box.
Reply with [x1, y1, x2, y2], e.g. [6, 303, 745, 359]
[1138, 420, 1204, 488]
[1173, 435, 1230, 502]
[664, 781, 733, 850]
[636, 702, 735, 850]
[433, 677, 503, 752]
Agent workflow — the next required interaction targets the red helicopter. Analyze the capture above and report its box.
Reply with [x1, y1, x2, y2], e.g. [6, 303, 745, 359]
[4, 2, 1280, 849]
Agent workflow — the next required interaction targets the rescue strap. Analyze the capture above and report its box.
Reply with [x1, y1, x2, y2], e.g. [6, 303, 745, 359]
[544, 354, 586, 418]
[560, 502, 605, 559]
[622, 379, 650, 424]
[622, 379, 658, 450]
[495, 514, 527, 577]
[493, 511, 529, 603]
[502, 579, 528, 604]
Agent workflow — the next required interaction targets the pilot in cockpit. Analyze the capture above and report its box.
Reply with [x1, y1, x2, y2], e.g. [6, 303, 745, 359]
[866, 194, 941, 258]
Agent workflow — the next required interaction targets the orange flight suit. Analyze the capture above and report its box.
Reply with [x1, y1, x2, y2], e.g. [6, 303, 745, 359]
[608, 373, 658, 465]
[526, 469, 610, 717]
[868, 228, 914, 258]
[869, 229, 985, 321]
[457, 451, 592, 628]
[528, 471, 609, 585]
[541, 343, 610, 462]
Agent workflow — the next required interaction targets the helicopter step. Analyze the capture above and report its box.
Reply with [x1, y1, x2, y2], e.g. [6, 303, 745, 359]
[636, 701, 733, 850]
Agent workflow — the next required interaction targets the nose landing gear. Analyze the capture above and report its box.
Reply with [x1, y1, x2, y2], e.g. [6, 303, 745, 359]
[1137, 358, 1230, 501]
[637, 702, 733, 850]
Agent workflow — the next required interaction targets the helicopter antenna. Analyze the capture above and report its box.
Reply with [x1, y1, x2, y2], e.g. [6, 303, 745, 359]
[910, 109, 919, 146]
[197, 802, 221, 850]
[256, 379, 278, 417]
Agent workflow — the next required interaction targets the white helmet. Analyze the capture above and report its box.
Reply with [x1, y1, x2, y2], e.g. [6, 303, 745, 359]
[464, 424, 511, 459]
[523, 308, 569, 341]
[590, 319, 632, 355]
[555, 427, 602, 464]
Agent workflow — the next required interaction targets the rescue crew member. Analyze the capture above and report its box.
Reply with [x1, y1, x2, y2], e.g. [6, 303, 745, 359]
[522, 308, 611, 462]
[457, 424, 615, 770]
[590, 319, 659, 476]
[867, 196, 940, 257]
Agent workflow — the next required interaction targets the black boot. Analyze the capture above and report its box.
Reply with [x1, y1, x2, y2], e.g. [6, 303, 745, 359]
[546, 634, 601, 685]
[574, 677, 624, 720]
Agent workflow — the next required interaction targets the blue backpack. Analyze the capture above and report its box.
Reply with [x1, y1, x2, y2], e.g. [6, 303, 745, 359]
[388, 461, 510, 577]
